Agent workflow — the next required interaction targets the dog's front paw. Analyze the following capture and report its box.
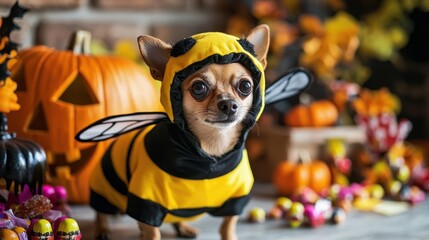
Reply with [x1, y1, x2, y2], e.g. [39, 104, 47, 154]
[172, 222, 198, 239]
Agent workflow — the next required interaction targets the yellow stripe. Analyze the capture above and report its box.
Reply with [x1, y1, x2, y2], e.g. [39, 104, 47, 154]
[92, 124, 254, 219]
[90, 160, 127, 211]
[164, 213, 205, 223]
[128, 144, 254, 210]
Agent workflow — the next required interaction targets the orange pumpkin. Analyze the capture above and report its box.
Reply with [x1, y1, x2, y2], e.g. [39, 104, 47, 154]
[273, 156, 331, 196]
[0, 229, 19, 240]
[284, 99, 338, 127]
[7, 31, 164, 203]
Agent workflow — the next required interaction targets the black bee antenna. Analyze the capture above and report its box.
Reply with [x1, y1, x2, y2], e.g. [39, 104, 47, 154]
[0, 1, 29, 83]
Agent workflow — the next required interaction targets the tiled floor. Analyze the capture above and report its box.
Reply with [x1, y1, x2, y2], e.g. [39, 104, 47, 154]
[72, 183, 429, 240]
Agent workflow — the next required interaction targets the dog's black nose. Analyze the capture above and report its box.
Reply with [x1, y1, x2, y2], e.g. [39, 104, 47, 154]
[218, 100, 238, 116]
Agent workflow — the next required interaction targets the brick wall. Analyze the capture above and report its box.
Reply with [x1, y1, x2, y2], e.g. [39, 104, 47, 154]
[0, 0, 232, 50]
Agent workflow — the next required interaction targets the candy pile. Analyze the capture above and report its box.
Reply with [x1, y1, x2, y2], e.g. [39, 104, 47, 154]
[0, 184, 81, 240]
[247, 182, 426, 228]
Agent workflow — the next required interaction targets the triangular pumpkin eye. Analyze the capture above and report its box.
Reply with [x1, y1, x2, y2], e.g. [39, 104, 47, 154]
[11, 64, 26, 91]
[28, 102, 48, 131]
[58, 73, 99, 105]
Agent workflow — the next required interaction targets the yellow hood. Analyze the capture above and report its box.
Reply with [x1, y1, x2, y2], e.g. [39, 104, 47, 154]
[160, 32, 266, 130]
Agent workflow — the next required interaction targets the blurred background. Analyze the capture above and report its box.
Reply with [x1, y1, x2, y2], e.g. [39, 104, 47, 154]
[1, 0, 429, 222]
[2, 0, 428, 140]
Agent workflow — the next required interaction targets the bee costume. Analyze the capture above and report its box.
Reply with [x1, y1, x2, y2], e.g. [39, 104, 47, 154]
[76, 31, 312, 226]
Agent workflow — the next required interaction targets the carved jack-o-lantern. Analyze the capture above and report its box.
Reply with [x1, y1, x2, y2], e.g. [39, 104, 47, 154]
[7, 31, 164, 203]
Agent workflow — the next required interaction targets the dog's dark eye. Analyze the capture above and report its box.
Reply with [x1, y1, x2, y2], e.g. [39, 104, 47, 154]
[190, 81, 209, 100]
[237, 80, 252, 96]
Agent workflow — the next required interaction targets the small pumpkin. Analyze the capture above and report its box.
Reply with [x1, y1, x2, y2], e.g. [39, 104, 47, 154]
[11, 227, 27, 240]
[0, 113, 46, 194]
[273, 153, 331, 196]
[284, 96, 338, 127]
[7, 30, 164, 203]
[0, 229, 19, 240]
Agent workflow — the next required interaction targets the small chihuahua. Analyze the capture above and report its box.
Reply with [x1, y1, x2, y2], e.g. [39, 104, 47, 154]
[76, 25, 311, 240]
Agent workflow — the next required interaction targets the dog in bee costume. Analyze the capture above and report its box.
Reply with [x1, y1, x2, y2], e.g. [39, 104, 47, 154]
[76, 25, 311, 239]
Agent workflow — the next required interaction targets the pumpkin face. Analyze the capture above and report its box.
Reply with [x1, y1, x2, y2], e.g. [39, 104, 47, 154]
[7, 34, 164, 203]
[284, 100, 338, 127]
[273, 158, 331, 196]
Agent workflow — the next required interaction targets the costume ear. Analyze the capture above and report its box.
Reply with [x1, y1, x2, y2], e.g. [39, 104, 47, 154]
[137, 35, 172, 81]
[246, 24, 270, 69]
[265, 68, 313, 105]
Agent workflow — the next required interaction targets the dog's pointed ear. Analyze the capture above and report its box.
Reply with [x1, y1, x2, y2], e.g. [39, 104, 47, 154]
[137, 35, 172, 81]
[246, 24, 270, 69]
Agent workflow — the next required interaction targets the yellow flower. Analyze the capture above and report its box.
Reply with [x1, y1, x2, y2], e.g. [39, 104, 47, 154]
[359, 1, 410, 60]
[325, 11, 360, 46]
[114, 40, 140, 62]
[0, 77, 20, 113]
[299, 12, 360, 82]
[352, 88, 400, 116]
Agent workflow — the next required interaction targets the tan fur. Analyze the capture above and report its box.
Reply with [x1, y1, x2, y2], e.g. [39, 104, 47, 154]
[181, 63, 254, 157]
[95, 25, 270, 240]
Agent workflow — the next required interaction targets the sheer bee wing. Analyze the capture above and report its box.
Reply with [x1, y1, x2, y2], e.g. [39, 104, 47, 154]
[75, 112, 169, 142]
[265, 67, 313, 105]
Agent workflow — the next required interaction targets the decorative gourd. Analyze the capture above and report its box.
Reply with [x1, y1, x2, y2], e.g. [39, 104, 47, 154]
[11, 227, 27, 240]
[0, 229, 19, 240]
[273, 153, 331, 196]
[0, 113, 46, 194]
[284, 96, 339, 127]
[7, 30, 164, 203]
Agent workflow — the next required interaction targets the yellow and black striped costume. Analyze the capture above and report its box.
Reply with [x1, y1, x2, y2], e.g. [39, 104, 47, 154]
[89, 31, 266, 226]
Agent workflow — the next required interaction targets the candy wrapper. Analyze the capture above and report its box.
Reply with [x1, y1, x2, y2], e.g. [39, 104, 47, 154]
[0, 209, 29, 229]
[356, 113, 412, 154]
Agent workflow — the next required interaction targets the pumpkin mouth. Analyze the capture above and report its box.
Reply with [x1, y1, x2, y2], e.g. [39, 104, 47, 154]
[48, 144, 97, 177]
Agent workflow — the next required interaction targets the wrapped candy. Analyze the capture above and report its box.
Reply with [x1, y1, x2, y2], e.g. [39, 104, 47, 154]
[356, 113, 411, 154]
[287, 202, 304, 228]
[12, 226, 27, 240]
[29, 219, 54, 240]
[42, 185, 72, 217]
[15, 195, 52, 219]
[303, 204, 325, 227]
[54, 218, 82, 240]
[0, 212, 14, 229]
[1, 209, 29, 229]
